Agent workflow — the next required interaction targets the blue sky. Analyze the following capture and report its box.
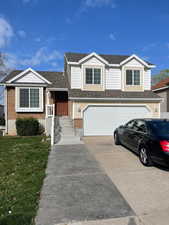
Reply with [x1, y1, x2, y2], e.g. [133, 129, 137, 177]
[0, 0, 169, 74]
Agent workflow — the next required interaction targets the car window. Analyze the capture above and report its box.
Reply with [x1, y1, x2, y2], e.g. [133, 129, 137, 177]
[133, 120, 147, 133]
[125, 120, 135, 129]
[149, 120, 169, 136]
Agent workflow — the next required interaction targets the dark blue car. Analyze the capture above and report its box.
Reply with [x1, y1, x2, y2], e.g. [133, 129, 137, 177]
[114, 119, 169, 167]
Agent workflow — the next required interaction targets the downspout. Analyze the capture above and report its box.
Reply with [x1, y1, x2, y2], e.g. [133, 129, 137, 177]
[4, 85, 8, 134]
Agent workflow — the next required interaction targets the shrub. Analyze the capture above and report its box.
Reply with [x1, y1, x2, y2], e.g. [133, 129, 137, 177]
[0, 117, 5, 126]
[0, 214, 34, 225]
[16, 118, 40, 136]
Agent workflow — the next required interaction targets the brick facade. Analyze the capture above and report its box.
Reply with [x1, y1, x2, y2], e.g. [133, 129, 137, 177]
[7, 87, 46, 120]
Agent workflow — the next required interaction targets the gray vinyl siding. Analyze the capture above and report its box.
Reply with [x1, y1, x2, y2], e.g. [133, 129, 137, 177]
[156, 90, 167, 112]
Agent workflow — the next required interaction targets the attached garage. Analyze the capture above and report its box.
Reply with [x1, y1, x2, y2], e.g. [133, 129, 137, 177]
[83, 105, 150, 136]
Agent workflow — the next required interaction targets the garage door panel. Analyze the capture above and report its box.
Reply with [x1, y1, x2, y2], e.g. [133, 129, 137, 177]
[84, 106, 150, 136]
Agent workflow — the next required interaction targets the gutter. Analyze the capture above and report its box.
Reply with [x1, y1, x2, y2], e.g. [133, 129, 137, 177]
[47, 88, 68, 91]
[0, 83, 47, 87]
[152, 86, 169, 92]
[69, 97, 162, 102]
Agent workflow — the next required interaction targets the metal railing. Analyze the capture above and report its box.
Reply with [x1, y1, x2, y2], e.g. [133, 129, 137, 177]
[45, 104, 55, 146]
[46, 104, 55, 118]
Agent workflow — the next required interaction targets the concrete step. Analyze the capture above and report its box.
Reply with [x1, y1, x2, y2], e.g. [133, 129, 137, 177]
[56, 136, 83, 145]
[60, 124, 73, 127]
[59, 123, 73, 127]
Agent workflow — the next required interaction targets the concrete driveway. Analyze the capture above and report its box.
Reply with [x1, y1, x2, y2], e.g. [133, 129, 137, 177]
[83, 136, 169, 225]
[36, 143, 135, 225]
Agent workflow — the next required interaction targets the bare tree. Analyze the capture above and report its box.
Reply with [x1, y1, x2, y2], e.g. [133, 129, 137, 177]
[0, 53, 10, 103]
[0, 53, 10, 80]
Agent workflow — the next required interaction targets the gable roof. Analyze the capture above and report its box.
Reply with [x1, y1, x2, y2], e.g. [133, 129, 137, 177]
[65, 52, 154, 66]
[152, 77, 169, 91]
[1, 70, 68, 88]
[7, 68, 51, 84]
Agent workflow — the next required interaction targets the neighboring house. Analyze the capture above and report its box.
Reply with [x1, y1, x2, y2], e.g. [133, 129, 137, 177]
[0, 52, 161, 136]
[152, 78, 169, 117]
[0, 104, 4, 118]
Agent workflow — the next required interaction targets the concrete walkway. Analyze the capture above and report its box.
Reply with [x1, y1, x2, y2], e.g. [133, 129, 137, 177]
[35, 142, 135, 225]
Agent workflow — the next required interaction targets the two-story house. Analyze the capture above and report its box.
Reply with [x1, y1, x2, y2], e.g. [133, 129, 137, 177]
[0, 52, 161, 136]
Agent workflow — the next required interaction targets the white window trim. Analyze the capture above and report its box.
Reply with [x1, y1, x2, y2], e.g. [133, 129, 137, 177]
[85, 67, 102, 85]
[126, 69, 141, 86]
[15, 87, 44, 112]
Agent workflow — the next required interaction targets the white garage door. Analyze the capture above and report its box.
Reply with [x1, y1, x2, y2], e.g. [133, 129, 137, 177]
[83, 105, 150, 136]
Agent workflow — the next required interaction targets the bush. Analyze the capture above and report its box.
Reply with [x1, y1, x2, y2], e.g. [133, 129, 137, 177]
[0, 214, 34, 225]
[16, 118, 40, 136]
[0, 117, 5, 126]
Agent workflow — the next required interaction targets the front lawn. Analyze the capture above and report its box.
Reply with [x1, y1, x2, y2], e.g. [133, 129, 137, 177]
[0, 136, 50, 225]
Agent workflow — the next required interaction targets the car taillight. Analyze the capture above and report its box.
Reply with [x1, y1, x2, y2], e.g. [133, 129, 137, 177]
[160, 140, 169, 152]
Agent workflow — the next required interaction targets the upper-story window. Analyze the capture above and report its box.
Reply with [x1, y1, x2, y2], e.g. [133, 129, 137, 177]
[126, 70, 140, 85]
[85, 68, 101, 85]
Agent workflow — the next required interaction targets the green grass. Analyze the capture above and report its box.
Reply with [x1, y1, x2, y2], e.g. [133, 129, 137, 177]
[0, 136, 50, 225]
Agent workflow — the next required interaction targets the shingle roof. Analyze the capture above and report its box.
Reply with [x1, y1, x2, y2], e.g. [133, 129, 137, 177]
[1, 70, 68, 88]
[65, 52, 154, 65]
[1, 69, 160, 100]
[69, 89, 161, 100]
[152, 77, 169, 90]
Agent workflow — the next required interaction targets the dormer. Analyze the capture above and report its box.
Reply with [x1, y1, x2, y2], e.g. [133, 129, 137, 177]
[65, 52, 155, 91]
[120, 54, 154, 92]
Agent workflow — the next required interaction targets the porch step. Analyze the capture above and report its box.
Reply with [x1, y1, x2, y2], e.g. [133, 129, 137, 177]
[59, 117, 75, 136]
[55, 116, 82, 145]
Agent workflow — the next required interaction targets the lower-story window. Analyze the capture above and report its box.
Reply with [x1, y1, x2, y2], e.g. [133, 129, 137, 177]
[16, 87, 43, 112]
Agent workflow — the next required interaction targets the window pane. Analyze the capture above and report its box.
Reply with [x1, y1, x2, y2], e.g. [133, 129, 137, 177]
[20, 89, 29, 107]
[86, 68, 93, 84]
[30, 89, 39, 108]
[134, 120, 146, 133]
[126, 120, 135, 129]
[126, 70, 132, 85]
[134, 70, 140, 85]
[94, 68, 101, 84]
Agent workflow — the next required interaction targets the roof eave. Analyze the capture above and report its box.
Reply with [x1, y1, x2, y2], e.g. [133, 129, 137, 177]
[152, 86, 169, 92]
[1, 83, 48, 87]
[69, 97, 162, 102]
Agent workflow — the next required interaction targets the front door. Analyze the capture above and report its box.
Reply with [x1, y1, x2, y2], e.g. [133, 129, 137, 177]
[55, 91, 68, 116]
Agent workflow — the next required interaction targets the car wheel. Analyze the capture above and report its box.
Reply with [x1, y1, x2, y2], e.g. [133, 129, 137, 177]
[139, 146, 152, 166]
[114, 132, 120, 145]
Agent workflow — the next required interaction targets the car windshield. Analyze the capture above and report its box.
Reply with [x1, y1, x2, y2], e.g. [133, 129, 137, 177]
[149, 120, 169, 136]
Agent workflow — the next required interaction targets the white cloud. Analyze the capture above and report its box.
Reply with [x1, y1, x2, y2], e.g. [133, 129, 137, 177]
[66, 18, 72, 24]
[141, 56, 150, 61]
[2, 53, 18, 69]
[22, 0, 38, 4]
[23, 0, 30, 3]
[18, 30, 26, 38]
[34, 37, 41, 42]
[142, 43, 157, 51]
[67, 0, 117, 24]
[51, 62, 59, 67]
[83, 0, 116, 8]
[0, 17, 13, 48]
[109, 33, 116, 41]
[4, 47, 63, 69]
[20, 47, 62, 66]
